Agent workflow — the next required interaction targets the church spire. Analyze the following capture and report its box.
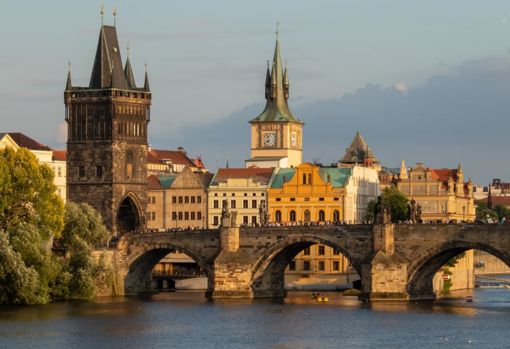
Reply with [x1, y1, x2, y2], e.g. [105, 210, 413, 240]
[249, 24, 303, 124]
[124, 42, 137, 88]
[488, 184, 493, 210]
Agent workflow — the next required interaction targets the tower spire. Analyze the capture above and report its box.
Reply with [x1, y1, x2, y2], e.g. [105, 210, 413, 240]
[124, 41, 137, 88]
[101, 5, 104, 26]
[113, 6, 117, 27]
[66, 61, 72, 90]
[264, 60, 270, 99]
[144, 60, 151, 92]
[283, 60, 289, 99]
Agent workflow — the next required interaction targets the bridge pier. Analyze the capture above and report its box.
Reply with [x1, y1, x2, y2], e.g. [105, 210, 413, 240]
[359, 221, 410, 301]
[206, 219, 255, 299]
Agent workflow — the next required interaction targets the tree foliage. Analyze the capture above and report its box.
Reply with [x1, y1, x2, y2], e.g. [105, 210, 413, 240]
[364, 199, 377, 223]
[0, 147, 64, 239]
[381, 186, 409, 223]
[493, 203, 510, 222]
[475, 200, 501, 221]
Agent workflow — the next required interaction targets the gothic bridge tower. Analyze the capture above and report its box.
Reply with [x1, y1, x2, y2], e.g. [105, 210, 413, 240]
[64, 8, 152, 234]
[246, 25, 304, 169]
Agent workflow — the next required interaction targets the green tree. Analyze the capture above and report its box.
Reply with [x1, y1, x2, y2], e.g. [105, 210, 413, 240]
[381, 187, 409, 223]
[364, 199, 377, 223]
[493, 203, 510, 222]
[0, 147, 64, 239]
[52, 202, 111, 301]
[474, 200, 498, 221]
[0, 230, 40, 304]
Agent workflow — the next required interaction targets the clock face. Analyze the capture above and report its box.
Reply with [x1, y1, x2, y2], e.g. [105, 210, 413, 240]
[264, 133, 276, 147]
[291, 133, 297, 148]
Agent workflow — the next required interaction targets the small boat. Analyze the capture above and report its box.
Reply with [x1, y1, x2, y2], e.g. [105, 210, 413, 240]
[505, 285, 510, 289]
[317, 297, 329, 302]
[342, 289, 361, 296]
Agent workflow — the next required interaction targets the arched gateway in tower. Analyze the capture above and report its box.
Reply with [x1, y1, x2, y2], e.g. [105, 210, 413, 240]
[64, 12, 152, 234]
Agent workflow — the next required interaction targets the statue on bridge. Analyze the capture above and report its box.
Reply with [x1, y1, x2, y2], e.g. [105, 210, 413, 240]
[374, 195, 392, 224]
[408, 198, 422, 222]
[259, 201, 269, 225]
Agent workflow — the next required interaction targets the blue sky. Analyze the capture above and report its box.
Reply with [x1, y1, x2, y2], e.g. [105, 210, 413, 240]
[1, 1, 510, 184]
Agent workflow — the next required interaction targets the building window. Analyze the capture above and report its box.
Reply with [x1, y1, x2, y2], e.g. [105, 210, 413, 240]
[244, 193, 248, 196]
[172, 212, 177, 220]
[178, 212, 183, 220]
[191, 197, 195, 204]
[319, 198, 324, 201]
[302, 174, 306, 184]
[318, 245, 325, 255]
[184, 212, 189, 220]
[146, 213, 151, 221]
[79, 166, 85, 178]
[191, 212, 195, 220]
[214, 193, 218, 196]
[276, 198, 281, 201]
[213, 200, 219, 209]
[332, 261, 339, 271]
[58, 167, 62, 177]
[288, 261, 296, 271]
[290, 198, 295, 202]
[275, 210, 282, 222]
[197, 196, 202, 203]
[333, 249, 341, 255]
[252, 200, 257, 208]
[318, 210, 325, 221]
[252, 193, 257, 196]
[152, 212, 156, 221]
[185, 196, 189, 203]
[308, 173, 312, 184]
[303, 261, 310, 271]
[223, 193, 227, 197]
[251, 216, 257, 225]
[213, 216, 219, 226]
[317, 261, 325, 272]
[172, 196, 177, 204]
[178, 196, 183, 204]
[334, 197, 339, 201]
[231, 193, 235, 196]
[243, 216, 248, 224]
[96, 166, 102, 177]
[243, 200, 248, 208]
[303, 247, 310, 256]
[304, 210, 310, 222]
[333, 210, 340, 221]
[231, 200, 236, 209]
[290, 210, 296, 222]
[197, 212, 202, 220]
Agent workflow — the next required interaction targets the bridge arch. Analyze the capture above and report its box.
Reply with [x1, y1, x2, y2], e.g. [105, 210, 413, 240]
[407, 241, 510, 299]
[123, 240, 212, 295]
[250, 234, 362, 297]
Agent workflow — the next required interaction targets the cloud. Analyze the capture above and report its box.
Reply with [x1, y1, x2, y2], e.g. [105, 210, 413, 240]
[394, 82, 408, 92]
[57, 123, 67, 143]
[150, 54, 510, 184]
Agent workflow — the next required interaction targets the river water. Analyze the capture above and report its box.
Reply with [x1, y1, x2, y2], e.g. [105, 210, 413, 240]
[1, 288, 510, 349]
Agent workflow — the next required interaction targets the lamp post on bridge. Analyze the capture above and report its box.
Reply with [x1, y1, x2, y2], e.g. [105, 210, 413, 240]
[463, 206, 465, 222]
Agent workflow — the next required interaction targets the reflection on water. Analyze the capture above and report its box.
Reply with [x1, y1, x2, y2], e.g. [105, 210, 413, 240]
[1, 288, 510, 349]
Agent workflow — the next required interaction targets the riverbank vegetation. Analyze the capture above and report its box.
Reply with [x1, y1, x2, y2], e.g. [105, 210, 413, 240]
[0, 147, 111, 305]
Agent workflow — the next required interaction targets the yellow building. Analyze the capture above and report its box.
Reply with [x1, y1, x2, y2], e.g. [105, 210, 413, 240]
[207, 168, 276, 227]
[268, 163, 349, 223]
[396, 163, 475, 222]
[246, 30, 304, 169]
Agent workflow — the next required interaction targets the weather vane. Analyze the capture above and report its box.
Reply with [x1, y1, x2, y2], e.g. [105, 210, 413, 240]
[276, 21, 280, 40]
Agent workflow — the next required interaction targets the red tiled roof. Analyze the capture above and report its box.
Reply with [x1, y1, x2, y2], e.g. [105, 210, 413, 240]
[7, 132, 52, 151]
[148, 174, 162, 190]
[480, 196, 510, 206]
[52, 150, 67, 161]
[429, 169, 458, 182]
[191, 158, 206, 169]
[148, 149, 195, 167]
[212, 168, 274, 185]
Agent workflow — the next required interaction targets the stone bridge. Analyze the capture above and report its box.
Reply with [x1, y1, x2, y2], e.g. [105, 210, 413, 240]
[111, 222, 510, 301]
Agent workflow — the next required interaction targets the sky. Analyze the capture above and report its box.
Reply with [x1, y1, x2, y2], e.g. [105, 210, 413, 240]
[1, 1, 510, 184]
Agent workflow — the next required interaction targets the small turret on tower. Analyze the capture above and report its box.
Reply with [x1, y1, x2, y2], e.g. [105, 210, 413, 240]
[283, 61, 289, 99]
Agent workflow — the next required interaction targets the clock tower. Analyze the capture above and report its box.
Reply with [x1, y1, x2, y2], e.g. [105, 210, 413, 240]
[245, 27, 304, 169]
